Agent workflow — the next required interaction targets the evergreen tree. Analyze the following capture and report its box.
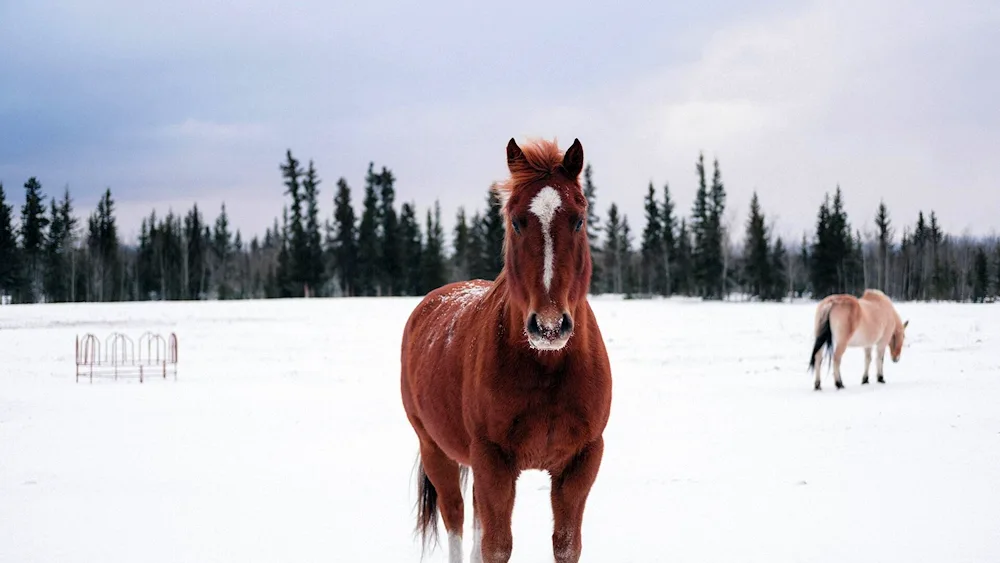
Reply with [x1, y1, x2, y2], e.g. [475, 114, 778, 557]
[875, 200, 893, 293]
[810, 195, 836, 298]
[0, 183, 20, 299]
[420, 201, 447, 293]
[674, 219, 693, 296]
[399, 202, 423, 296]
[87, 188, 119, 302]
[582, 164, 602, 293]
[742, 191, 771, 299]
[213, 203, 233, 299]
[280, 149, 307, 296]
[769, 237, 788, 301]
[356, 164, 381, 296]
[302, 160, 325, 295]
[690, 153, 710, 296]
[661, 183, 677, 295]
[332, 178, 358, 296]
[972, 246, 989, 303]
[451, 207, 470, 281]
[621, 215, 637, 298]
[602, 203, 623, 294]
[467, 211, 487, 280]
[378, 166, 402, 296]
[19, 177, 49, 302]
[43, 188, 76, 302]
[184, 204, 208, 299]
[481, 185, 505, 279]
[707, 157, 728, 299]
[994, 243, 1000, 300]
[640, 182, 664, 296]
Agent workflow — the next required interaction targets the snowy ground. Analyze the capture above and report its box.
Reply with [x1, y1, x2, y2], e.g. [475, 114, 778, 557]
[2, 296, 999, 563]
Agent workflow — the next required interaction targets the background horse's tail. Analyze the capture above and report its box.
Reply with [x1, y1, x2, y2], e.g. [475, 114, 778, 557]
[809, 303, 834, 372]
[414, 458, 439, 555]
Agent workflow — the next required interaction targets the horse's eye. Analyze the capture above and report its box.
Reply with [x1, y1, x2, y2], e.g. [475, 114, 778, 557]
[574, 218, 584, 232]
[511, 219, 522, 235]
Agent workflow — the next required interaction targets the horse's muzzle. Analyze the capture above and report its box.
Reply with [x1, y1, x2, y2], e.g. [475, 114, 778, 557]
[526, 311, 573, 350]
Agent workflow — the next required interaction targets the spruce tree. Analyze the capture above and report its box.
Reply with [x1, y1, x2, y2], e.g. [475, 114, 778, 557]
[603, 203, 623, 294]
[280, 150, 306, 296]
[43, 188, 76, 302]
[420, 201, 447, 293]
[640, 182, 663, 296]
[451, 207, 470, 282]
[743, 191, 771, 299]
[332, 177, 358, 296]
[770, 237, 788, 301]
[184, 204, 208, 299]
[707, 158, 727, 299]
[19, 177, 49, 302]
[378, 166, 402, 296]
[690, 153, 710, 296]
[356, 165, 381, 296]
[466, 211, 486, 280]
[972, 246, 989, 303]
[621, 215, 637, 298]
[399, 202, 423, 296]
[661, 183, 677, 295]
[481, 186, 505, 279]
[0, 183, 20, 299]
[582, 164, 602, 293]
[875, 200, 893, 293]
[302, 160, 325, 295]
[213, 203, 233, 299]
[674, 219, 693, 296]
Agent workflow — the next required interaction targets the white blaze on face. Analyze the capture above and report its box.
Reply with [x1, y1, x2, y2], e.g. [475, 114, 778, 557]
[529, 186, 563, 293]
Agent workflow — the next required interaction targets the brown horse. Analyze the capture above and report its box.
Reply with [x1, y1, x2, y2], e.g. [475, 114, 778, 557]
[399, 138, 612, 563]
[808, 289, 909, 390]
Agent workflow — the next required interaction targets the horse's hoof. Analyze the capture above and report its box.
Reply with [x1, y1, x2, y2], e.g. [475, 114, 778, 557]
[861, 377, 869, 385]
[835, 381, 844, 389]
[877, 377, 885, 384]
[814, 382, 821, 391]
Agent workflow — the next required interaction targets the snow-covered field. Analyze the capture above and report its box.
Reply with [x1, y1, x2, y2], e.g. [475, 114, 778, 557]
[2, 296, 999, 563]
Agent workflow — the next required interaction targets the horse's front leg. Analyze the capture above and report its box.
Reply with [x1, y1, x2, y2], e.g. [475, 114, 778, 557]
[550, 437, 605, 563]
[862, 346, 872, 384]
[876, 344, 887, 384]
[471, 440, 517, 563]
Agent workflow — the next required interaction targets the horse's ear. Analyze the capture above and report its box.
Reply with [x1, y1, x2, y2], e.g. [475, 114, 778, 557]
[560, 138, 584, 179]
[507, 138, 526, 173]
[903, 320, 909, 329]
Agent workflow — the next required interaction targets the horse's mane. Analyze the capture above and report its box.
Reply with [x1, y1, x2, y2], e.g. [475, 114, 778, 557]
[492, 138, 569, 215]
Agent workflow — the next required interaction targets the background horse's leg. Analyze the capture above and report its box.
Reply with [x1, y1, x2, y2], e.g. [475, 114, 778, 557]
[550, 437, 604, 563]
[813, 350, 824, 390]
[419, 440, 467, 563]
[876, 344, 887, 383]
[471, 441, 517, 563]
[862, 347, 872, 384]
[832, 340, 848, 389]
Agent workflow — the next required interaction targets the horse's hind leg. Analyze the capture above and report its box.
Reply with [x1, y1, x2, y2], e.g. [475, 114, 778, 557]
[832, 340, 847, 389]
[861, 347, 872, 384]
[419, 439, 467, 562]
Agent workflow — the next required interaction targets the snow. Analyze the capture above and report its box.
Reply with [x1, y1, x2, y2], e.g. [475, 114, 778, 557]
[2, 297, 999, 562]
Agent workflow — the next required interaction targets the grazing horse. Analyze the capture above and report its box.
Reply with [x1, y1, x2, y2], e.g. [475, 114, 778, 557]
[808, 289, 909, 390]
[399, 138, 613, 563]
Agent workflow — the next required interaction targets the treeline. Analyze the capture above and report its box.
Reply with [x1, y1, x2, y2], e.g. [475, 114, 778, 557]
[1, 150, 998, 305]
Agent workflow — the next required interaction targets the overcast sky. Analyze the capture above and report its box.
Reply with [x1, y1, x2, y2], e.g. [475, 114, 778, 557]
[2, 0, 998, 248]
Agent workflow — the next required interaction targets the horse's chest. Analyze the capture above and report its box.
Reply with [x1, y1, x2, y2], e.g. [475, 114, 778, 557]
[500, 402, 591, 471]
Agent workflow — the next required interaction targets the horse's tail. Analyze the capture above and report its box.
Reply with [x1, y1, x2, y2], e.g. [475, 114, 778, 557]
[809, 303, 834, 372]
[414, 457, 440, 555]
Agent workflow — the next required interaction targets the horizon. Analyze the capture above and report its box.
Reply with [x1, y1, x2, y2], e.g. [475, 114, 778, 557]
[2, 0, 998, 247]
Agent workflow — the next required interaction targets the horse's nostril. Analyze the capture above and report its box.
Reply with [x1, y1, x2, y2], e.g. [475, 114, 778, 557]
[527, 313, 541, 336]
[560, 313, 573, 336]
